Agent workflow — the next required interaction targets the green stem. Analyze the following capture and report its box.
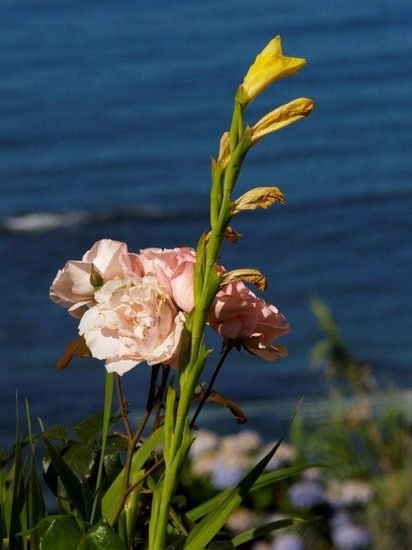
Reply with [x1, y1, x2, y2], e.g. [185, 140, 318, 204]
[151, 94, 249, 550]
[229, 99, 243, 152]
[90, 372, 114, 524]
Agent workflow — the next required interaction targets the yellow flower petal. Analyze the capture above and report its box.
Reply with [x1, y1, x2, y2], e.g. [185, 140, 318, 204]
[250, 98, 314, 144]
[239, 36, 306, 106]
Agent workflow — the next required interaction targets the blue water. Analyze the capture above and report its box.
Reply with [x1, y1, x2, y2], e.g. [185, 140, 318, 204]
[1, 0, 411, 443]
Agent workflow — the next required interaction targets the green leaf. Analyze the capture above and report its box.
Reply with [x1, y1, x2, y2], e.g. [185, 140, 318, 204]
[101, 426, 164, 520]
[75, 413, 105, 444]
[84, 518, 126, 549]
[105, 434, 128, 452]
[63, 442, 97, 480]
[41, 425, 68, 441]
[187, 463, 320, 522]
[183, 403, 305, 550]
[42, 438, 87, 519]
[183, 438, 285, 550]
[16, 515, 61, 539]
[39, 516, 83, 550]
[102, 452, 123, 487]
[232, 519, 295, 547]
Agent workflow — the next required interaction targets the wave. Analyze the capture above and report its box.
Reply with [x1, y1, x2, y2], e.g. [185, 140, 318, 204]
[2, 188, 411, 234]
[1, 211, 89, 232]
[0, 204, 207, 233]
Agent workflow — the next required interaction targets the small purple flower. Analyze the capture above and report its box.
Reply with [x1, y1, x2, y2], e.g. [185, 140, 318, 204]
[287, 481, 326, 509]
[211, 459, 244, 489]
[271, 533, 305, 550]
[333, 523, 371, 550]
[330, 510, 351, 530]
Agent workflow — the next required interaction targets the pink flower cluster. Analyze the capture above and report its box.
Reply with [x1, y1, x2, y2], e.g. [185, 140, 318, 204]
[50, 239, 289, 375]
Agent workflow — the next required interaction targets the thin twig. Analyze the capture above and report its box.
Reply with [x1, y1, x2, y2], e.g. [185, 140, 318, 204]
[146, 364, 160, 412]
[109, 365, 160, 526]
[151, 366, 170, 433]
[114, 373, 133, 441]
[125, 457, 164, 496]
[169, 505, 188, 536]
[190, 342, 232, 428]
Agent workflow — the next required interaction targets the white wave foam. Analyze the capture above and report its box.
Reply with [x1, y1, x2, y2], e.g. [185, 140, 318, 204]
[3, 211, 87, 232]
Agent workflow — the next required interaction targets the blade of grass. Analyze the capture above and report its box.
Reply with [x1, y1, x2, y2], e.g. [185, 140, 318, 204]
[187, 463, 320, 522]
[90, 372, 114, 524]
[41, 438, 87, 520]
[25, 400, 46, 548]
[183, 402, 304, 549]
[9, 393, 25, 550]
[232, 519, 298, 547]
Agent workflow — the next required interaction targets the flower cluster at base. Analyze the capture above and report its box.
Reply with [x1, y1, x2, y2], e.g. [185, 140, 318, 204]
[50, 239, 289, 374]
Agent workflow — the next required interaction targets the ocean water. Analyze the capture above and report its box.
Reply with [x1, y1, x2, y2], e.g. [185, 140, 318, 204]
[0, 0, 411, 443]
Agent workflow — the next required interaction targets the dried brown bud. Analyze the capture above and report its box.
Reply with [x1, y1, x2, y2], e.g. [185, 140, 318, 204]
[224, 226, 243, 243]
[57, 336, 91, 370]
[221, 268, 267, 291]
[250, 98, 314, 144]
[218, 131, 231, 168]
[233, 186, 285, 214]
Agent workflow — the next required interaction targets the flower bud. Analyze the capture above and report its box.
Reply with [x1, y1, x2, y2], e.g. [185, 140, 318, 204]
[233, 187, 285, 214]
[250, 98, 314, 144]
[224, 226, 242, 243]
[90, 264, 103, 289]
[221, 268, 267, 291]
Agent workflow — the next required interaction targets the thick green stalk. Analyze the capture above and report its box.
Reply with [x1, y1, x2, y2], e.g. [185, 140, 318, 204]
[153, 419, 192, 550]
[150, 96, 250, 550]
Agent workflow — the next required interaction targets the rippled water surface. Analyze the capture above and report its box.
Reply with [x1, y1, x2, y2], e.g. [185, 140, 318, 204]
[1, 0, 411, 443]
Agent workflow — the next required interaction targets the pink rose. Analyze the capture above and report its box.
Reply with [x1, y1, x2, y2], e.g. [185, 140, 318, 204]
[208, 281, 290, 360]
[78, 274, 185, 375]
[139, 247, 196, 312]
[50, 239, 142, 317]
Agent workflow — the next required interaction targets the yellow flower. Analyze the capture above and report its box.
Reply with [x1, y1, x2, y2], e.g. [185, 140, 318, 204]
[238, 36, 306, 106]
[250, 97, 314, 144]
